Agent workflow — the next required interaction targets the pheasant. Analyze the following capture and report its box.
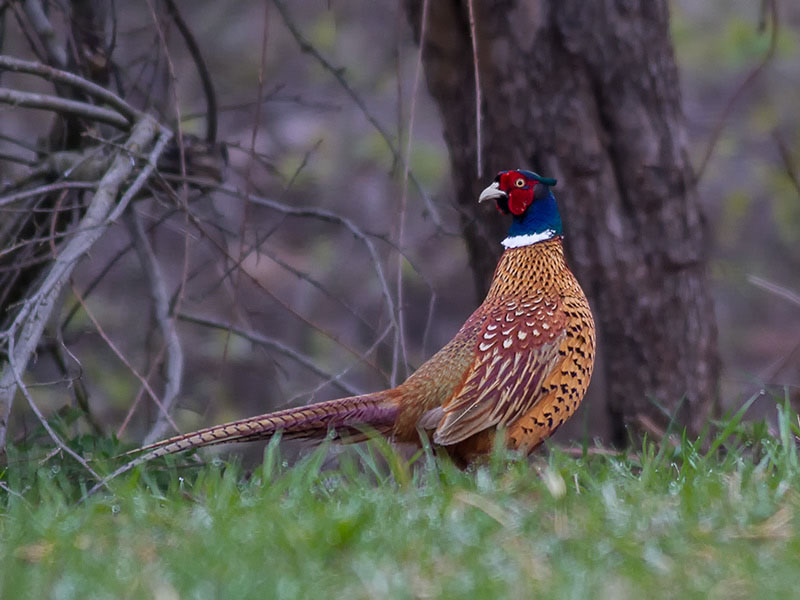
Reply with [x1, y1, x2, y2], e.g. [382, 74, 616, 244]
[128, 170, 595, 466]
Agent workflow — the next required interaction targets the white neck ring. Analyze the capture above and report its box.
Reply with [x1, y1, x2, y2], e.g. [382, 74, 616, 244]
[501, 229, 556, 248]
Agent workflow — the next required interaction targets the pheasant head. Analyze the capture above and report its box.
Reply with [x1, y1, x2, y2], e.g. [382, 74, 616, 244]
[479, 170, 562, 249]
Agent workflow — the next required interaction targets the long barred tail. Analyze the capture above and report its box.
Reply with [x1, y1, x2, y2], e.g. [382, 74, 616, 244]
[131, 391, 400, 463]
[81, 392, 400, 500]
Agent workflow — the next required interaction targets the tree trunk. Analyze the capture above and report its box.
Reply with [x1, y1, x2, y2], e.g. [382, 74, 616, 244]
[405, 0, 719, 443]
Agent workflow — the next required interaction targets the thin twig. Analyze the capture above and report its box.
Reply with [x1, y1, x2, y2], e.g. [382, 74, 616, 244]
[223, 1, 271, 376]
[70, 285, 180, 436]
[60, 211, 179, 331]
[0, 54, 142, 122]
[264, 251, 379, 336]
[127, 210, 185, 445]
[8, 3, 46, 65]
[0, 132, 43, 155]
[287, 323, 392, 405]
[421, 291, 437, 358]
[0, 116, 162, 450]
[0, 87, 129, 128]
[636, 414, 679, 448]
[21, 0, 67, 68]
[6, 344, 107, 489]
[107, 126, 173, 222]
[245, 194, 398, 336]
[0, 228, 83, 262]
[393, 3, 405, 175]
[48, 330, 102, 435]
[142, 1, 193, 409]
[0, 481, 31, 505]
[163, 0, 217, 143]
[1, 145, 116, 199]
[748, 275, 800, 308]
[171, 172, 438, 375]
[393, 0, 429, 384]
[466, 0, 482, 177]
[157, 181, 392, 381]
[182, 88, 341, 122]
[271, 0, 448, 232]
[177, 312, 362, 397]
[117, 342, 166, 438]
[0, 181, 95, 208]
[773, 130, 800, 197]
[555, 445, 638, 460]
[78, 313, 385, 503]
[161, 174, 400, 350]
[143, 0, 190, 210]
[759, 337, 800, 383]
[694, 0, 778, 182]
[164, 192, 385, 349]
[0, 150, 37, 166]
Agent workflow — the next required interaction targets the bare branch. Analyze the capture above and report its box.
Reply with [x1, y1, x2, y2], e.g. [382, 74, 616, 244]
[116, 343, 167, 438]
[0, 481, 31, 505]
[0, 132, 43, 156]
[694, 0, 778, 182]
[0, 86, 130, 129]
[287, 322, 393, 405]
[226, 1, 271, 377]
[271, 0, 449, 232]
[0, 182, 96, 208]
[60, 209, 178, 332]
[163, 176, 399, 351]
[163, 0, 217, 143]
[748, 275, 800, 308]
[0, 150, 37, 167]
[47, 330, 103, 435]
[70, 284, 181, 436]
[466, 0, 482, 177]
[21, 0, 67, 68]
[0, 116, 164, 451]
[78, 309, 386, 502]
[1, 146, 118, 198]
[773, 130, 800, 197]
[193, 201, 382, 340]
[759, 337, 800, 384]
[393, 0, 430, 384]
[165, 190, 391, 382]
[126, 210, 185, 444]
[177, 311, 362, 398]
[6, 342, 107, 489]
[107, 127, 173, 222]
[243, 194, 398, 337]
[265, 251, 379, 337]
[0, 55, 142, 122]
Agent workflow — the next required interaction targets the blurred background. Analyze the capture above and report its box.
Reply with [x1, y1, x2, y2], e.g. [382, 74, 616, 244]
[0, 0, 798, 454]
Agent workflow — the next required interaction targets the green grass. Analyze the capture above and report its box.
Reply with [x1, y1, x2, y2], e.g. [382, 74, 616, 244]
[2, 396, 800, 599]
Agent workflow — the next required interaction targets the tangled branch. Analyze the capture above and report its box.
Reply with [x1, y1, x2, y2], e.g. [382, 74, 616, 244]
[0, 116, 171, 450]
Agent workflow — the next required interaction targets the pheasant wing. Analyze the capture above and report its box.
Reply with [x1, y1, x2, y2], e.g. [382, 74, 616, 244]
[432, 296, 567, 445]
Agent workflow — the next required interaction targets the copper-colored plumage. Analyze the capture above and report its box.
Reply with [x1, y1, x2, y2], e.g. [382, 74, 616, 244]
[129, 235, 595, 467]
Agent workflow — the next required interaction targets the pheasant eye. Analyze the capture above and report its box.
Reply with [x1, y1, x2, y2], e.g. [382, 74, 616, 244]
[514, 177, 525, 188]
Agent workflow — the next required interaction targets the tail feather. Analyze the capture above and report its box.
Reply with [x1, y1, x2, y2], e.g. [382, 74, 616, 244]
[129, 391, 399, 463]
[79, 391, 400, 501]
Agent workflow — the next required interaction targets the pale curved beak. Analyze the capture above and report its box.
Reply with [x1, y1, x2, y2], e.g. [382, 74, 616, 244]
[478, 181, 506, 203]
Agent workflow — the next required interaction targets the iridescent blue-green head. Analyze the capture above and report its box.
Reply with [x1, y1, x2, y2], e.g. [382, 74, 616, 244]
[479, 169, 562, 248]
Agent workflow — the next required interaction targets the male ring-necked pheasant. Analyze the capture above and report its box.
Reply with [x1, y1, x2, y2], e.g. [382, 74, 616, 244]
[130, 170, 595, 465]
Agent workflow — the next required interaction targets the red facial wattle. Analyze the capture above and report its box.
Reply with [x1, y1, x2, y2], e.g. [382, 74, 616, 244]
[507, 187, 534, 215]
[499, 171, 534, 216]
